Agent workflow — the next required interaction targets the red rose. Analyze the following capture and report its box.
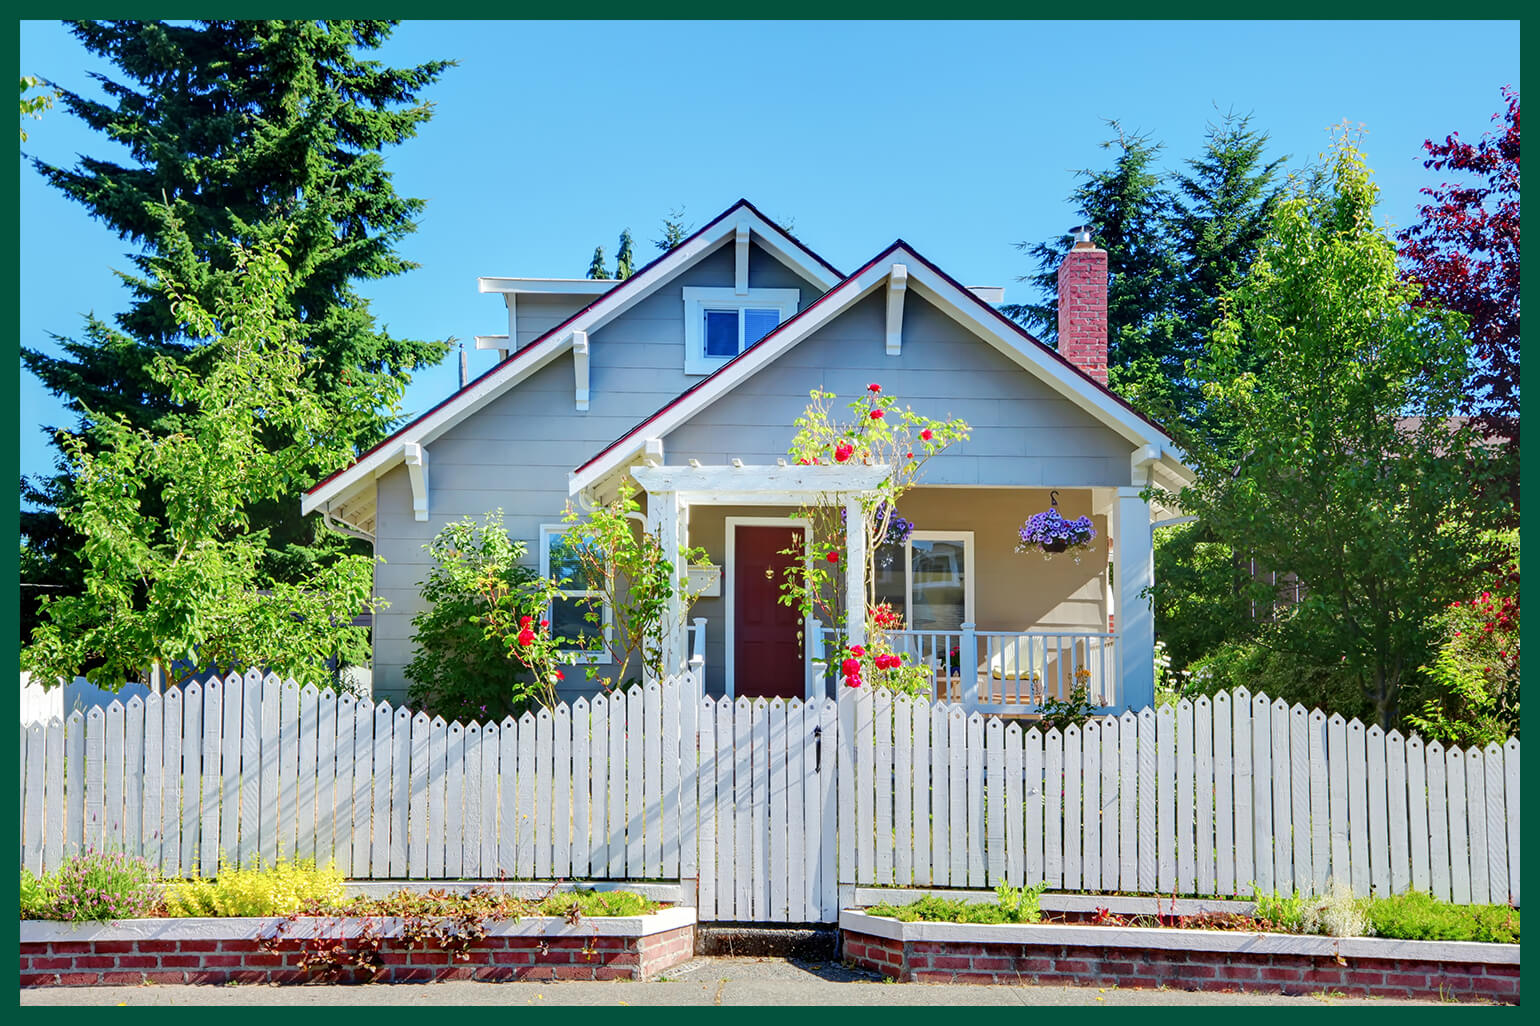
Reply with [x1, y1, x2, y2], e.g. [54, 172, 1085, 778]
[826, 551, 839, 563]
[844, 675, 863, 688]
[539, 619, 549, 629]
[906, 452, 914, 459]
[519, 615, 533, 628]
[834, 442, 854, 463]
[555, 671, 564, 681]
[920, 428, 933, 441]
[841, 658, 861, 675]
[869, 409, 884, 419]
[867, 383, 881, 393]
[850, 644, 865, 657]
[517, 629, 535, 647]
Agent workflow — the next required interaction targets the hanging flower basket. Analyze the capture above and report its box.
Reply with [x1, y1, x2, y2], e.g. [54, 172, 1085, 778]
[1016, 493, 1096, 560]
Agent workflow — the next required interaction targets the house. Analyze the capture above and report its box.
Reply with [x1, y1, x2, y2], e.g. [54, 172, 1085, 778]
[301, 200, 1193, 715]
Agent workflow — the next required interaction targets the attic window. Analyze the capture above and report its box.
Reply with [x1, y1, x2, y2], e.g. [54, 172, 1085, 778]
[683, 287, 799, 375]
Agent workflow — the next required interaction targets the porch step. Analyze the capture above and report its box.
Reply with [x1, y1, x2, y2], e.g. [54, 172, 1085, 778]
[694, 923, 838, 959]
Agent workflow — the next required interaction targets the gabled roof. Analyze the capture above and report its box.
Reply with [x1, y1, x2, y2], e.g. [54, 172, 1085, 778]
[302, 199, 844, 520]
[569, 239, 1189, 497]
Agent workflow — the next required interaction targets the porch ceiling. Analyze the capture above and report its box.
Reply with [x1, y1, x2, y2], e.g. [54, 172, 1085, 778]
[630, 462, 892, 504]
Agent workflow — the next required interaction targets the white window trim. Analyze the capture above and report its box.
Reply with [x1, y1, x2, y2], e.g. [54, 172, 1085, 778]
[889, 530, 976, 630]
[723, 516, 811, 700]
[539, 523, 614, 663]
[682, 286, 800, 376]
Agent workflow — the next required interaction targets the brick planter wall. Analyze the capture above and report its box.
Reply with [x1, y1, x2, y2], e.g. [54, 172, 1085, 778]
[840, 912, 1518, 1004]
[20, 908, 696, 987]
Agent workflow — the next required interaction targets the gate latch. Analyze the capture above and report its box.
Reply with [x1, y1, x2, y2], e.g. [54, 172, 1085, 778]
[813, 725, 822, 772]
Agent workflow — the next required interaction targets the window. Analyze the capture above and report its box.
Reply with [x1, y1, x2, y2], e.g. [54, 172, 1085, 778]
[874, 531, 976, 630]
[539, 524, 612, 661]
[683, 287, 800, 375]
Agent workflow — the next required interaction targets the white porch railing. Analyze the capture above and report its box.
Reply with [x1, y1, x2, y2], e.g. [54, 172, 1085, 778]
[810, 622, 1118, 714]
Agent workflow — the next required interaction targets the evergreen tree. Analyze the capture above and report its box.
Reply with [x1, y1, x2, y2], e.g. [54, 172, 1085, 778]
[614, 229, 636, 280]
[1002, 123, 1181, 417]
[586, 245, 611, 280]
[654, 207, 691, 252]
[20, 20, 452, 642]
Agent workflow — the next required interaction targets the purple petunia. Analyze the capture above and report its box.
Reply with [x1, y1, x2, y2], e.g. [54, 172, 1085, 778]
[1017, 508, 1096, 549]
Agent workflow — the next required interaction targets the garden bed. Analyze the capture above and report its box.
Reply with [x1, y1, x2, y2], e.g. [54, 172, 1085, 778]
[20, 906, 697, 987]
[839, 910, 1519, 1002]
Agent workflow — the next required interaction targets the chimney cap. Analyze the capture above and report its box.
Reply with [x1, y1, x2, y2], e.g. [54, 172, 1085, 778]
[1069, 225, 1094, 247]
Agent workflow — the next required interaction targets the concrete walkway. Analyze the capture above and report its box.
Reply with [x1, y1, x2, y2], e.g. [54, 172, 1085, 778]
[20, 956, 1460, 1006]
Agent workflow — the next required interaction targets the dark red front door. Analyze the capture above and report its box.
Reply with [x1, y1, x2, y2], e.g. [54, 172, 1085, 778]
[734, 525, 805, 699]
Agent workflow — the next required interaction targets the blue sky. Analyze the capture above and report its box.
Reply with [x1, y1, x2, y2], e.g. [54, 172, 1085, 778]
[17, 19, 1520, 486]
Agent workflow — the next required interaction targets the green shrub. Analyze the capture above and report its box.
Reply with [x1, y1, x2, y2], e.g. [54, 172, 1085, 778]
[537, 889, 658, 918]
[1363, 890, 1518, 944]
[162, 856, 344, 917]
[867, 882, 1047, 925]
[20, 868, 55, 919]
[1254, 884, 1367, 937]
[49, 849, 160, 922]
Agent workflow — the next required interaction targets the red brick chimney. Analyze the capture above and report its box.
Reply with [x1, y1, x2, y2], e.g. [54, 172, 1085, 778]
[1056, 226, 1108, 386]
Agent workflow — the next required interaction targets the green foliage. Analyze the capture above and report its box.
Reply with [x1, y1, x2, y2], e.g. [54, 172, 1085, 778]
[534, 889, 658, 918]
[1151, 521, 1255, 676]
[614, 229, 636, 280]
[866, 882, 1047, 925]
[1183, 626, 1373, 723]
[47, 850, 161, 923]
[1405, 533, 1519, 747]
[405, 510, 548, 720]
[162, 857, 345, 918]
[654, 207, 692, 252]
[1036, 684, 1102, 734]
[21, 20, 450, 644]
[22, 229, 381, 690]
[20, 868, 55, 919]
[19, 74, 56, 140]
[1253, 885, 1366, 937]
[1166, 130, 1505, 728]
[1362, 890, 1518, 944]
[552, 483, 709, 689]
[586, 245, 610, 280]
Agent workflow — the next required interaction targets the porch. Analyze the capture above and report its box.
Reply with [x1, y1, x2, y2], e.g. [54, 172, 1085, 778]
[629, 464, 1157, 717]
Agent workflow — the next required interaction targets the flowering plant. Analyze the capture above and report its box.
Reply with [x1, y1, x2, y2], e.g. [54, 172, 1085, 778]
[835, 612, 933, 698]
[1016, 506, 1096, 558]
[42, 849, 161, 923]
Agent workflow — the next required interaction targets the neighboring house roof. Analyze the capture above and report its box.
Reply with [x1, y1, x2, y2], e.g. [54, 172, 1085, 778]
[301, 199, 845, 526]
[569, 239, 1192, 497]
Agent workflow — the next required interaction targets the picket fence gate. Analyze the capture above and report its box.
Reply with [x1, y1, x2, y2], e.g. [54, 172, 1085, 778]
[19, 672, 1521, 923]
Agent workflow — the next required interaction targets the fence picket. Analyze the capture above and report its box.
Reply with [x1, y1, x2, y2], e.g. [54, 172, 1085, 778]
[24, 723, 45, 873]
[1485, 742, 1507, 905]
[82, 708, 102, 854]
[893, 696, 912, 886]
[1406, 734, 1429, 894]
[874, 691, 893, 886]
[1154, 706, 1174, 894]
[354, 700, 376, 877]
[589, 696, 609, 877]
[1346, 719, 1369, 896]
[819, 698, 838, 919]
[334, 694, 356, 878]
[644, 683, 662, 878]
[124, 697, 144, 859]
[520, 711, 539, 879]
[855, 689, 874, 885]
[1193, 700, 1213, 895]
[1081, 718, 1101, 891]
[389, 706, 410, 877]
[571, 699, 590, 880]
[1503, 739, 1519, 905]
[1230, 689, 1251, 895]
[752, 698, 770, 919]
[627, 688, 646, 880]
[1308, 710, 1329, 894]
[1212, 691, 1233, 895]
[1446, 747, 1470, 904]
[911, 698, 931, 887]
[1043, 727, 1061, 888]
[552, 705, 570, 880]
[408, 712, 430, 878]
[931, 706, 951, 884]
[316, 688, 336, 871]
[1464, 747, 1487, 903]
[180, 683, 203, 871]
[45, 718, 65, 872]
[950, 708, 969, 889]
[1366, 724, 1389, 896]
[662, 682, 680, 878]
[258, 676, 280, 868]
[1175, 700, 1194, 894]
[697, 698, 717, 918]
[499, 716, 517, 877]
[733, 697, 752, 920]
[1289, 704, 1310, 894]
[716, 697, 736, 918]
[241, 670, 263, 869]
[446, 720, 465, 879]
[1005, 721, 1024, 887]
[1426, 741, 1451, 901]
[478, 722, 499, 877]
[1386, 731, 1409, 895]
[1250, 693, 1272, 896]
[787, 699, 806, 921]
[967, 712, 986, 888]
[770, 698, 789, 921]
[297, 685, 319, 864]
[218, 675, 242, 867]
[159, 696, 180, 875]
[1271, 699, 1292, 894]
[987, 717, 1006, 886]
[105, 700, 126, 856]
[1137, 708, 1156, 892]
[1024, 728, 1044, 887]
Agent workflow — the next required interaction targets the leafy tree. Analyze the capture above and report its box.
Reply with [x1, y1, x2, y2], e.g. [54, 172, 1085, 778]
[404, 510, 548, 721]
[1398, 86, 1520, 508]
[22, 226, 384, 691]
[654, 207, 692, 252]
[586, 245, 610, 280]
[614, 229, 636, 280]
[21, 20, 451, 638]
[1168, 131, 1504, 728]
[19, 75, 56, 140]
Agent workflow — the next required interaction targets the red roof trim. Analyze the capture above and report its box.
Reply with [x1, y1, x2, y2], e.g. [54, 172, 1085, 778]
[304, 199, 844, 497]
[572, 240, 1170, 480]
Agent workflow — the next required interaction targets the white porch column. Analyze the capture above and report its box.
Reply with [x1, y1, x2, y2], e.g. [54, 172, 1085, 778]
[843, 495, 866, 648]
[1115, 485, 1155, 711]
[655, 489, 686, 679]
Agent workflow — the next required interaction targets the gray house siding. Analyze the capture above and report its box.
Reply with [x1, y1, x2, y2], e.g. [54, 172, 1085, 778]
[662, 289, 1138, 487]
[369, 240, 824, 704]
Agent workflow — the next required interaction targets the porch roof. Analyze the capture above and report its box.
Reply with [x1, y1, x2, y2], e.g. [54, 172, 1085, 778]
[630, 462, 892, 504]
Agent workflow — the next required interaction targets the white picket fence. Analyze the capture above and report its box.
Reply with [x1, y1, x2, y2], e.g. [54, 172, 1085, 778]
[837, 687, 1520, 907]
[18, 674, 1520, 922]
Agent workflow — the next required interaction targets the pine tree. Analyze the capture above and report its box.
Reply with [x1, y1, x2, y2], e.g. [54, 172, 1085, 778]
[654, 207, 691, 252]
[614, 229, 636, 280]
[1002, 122, 1180, 416]
[20, 20, 451, 642]
[587, 245, 611, 280]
